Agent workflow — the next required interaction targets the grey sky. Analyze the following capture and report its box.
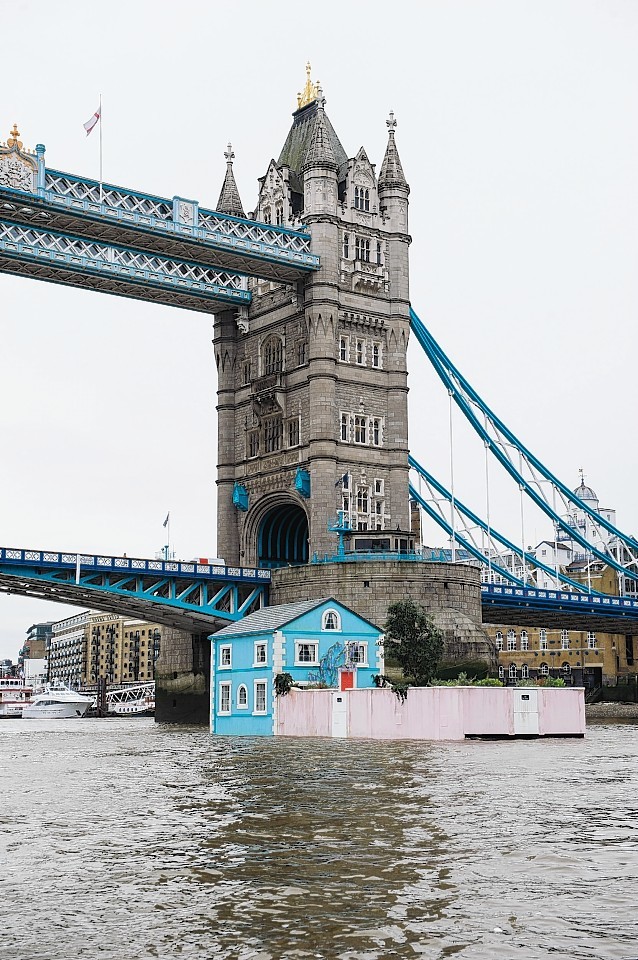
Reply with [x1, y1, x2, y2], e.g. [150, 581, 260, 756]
[1, 0, 637, 659]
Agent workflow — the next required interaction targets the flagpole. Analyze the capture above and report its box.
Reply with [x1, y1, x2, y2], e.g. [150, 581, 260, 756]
[99, 93, 103, 202]
[167, 514, 171, 561]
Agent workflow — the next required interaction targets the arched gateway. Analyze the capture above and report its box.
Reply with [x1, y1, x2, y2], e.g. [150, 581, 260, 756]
[257, 503, 309, 567]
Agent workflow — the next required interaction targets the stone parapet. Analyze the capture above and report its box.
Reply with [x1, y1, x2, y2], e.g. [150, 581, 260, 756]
[272, 559, 495, 669]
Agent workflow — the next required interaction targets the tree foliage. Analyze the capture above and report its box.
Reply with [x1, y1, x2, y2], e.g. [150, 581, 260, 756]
[384, 599, 444, 686]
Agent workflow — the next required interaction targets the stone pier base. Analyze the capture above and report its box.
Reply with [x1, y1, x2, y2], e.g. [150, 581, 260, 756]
[155, 627, 211, 724]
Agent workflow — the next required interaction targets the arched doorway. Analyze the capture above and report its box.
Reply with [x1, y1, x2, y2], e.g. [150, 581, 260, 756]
[257, 502, 309, 567]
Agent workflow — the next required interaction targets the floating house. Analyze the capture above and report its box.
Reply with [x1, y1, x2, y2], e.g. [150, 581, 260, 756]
[210, 598, 384, 735]
[210, 598, 586, 739]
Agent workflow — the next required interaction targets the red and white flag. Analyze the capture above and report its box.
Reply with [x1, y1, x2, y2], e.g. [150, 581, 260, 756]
[83, 106, 101, 136]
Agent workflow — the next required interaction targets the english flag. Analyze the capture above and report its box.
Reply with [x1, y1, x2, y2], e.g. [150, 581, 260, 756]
[83, 106, 101, 136]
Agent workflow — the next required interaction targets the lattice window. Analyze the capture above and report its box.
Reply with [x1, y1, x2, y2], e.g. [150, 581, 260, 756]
[354, 416, 367, 444]
[262, 336, 283, 376]
[287, 418, 300, 447]
[264, 417, 283, 453]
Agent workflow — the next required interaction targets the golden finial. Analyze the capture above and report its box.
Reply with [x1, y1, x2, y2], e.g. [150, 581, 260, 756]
[297, 62, 320, 109]
[7, 123, 23, 150]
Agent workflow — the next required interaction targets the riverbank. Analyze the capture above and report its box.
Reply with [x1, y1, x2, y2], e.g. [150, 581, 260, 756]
[586, 701, 638, 719]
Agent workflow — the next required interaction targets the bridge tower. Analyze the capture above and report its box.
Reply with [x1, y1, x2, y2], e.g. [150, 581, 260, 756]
[214, 68, 412, 568]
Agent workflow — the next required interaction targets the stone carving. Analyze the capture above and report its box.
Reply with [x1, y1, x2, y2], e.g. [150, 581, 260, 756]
[179, 201, 194, 225]
[0, 155, 35, 192]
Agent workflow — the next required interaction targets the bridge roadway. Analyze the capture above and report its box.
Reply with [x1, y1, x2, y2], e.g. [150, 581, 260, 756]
[0, 164, 319, 285]
[1, 546, 637, 636]
[0, 547, 271, 632]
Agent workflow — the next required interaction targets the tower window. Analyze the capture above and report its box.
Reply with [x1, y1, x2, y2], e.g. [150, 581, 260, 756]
[264, 417, 283, 453]
[372, 343, 381, 368]
[343, 233, 349, 258]
[340, 413, 349, 442]
[275, 205, 284, 225]
[372, 418, 382, 446]
[339, 336, 349, 362]
[262, 336, 283, 376]
[376, 242, 382, 265]
[356, 486, 369, 514]
[354, 416, 367, 444]
[287, 418, 300, 447]
[356, 340, 364, 365]
[263, 207, 272, 225]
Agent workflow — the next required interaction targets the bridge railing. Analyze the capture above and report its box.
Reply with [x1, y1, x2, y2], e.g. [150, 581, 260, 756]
[482, 583, 638, 612]
[0, 547, 271, 583]
[0, 221, 251, 303]
[38, 170, 318, 265]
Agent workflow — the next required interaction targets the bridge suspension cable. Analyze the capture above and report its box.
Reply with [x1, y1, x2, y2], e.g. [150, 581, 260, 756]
[409, 307, 638, 583]
[409, 456, 600, 594]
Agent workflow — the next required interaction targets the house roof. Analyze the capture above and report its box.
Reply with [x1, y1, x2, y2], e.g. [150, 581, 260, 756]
[212, 597, 381, 639]
[213, 598, 332, 638]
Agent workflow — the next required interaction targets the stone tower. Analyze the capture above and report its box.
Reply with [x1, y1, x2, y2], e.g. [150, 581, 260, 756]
[214, 67, 412, 568]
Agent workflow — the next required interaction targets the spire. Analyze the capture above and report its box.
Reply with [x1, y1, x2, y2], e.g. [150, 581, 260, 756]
[216, 143, 245, 218]
[297, 61, 320, 110]
[379, 111, 408, 189]
[303, 93, 336, 170]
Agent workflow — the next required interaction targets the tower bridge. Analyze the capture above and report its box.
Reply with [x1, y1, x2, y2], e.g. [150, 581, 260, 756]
[2, 66, 637, 720]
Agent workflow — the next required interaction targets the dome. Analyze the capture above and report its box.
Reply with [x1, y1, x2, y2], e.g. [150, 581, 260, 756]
[574, 481, 598, 503]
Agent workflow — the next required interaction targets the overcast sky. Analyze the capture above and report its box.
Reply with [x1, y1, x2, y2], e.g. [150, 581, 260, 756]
[1, 0, 637, 659]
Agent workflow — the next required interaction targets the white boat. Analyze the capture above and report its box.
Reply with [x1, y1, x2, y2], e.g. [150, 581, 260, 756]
[22, 681, 94, 719]
[0, 677, 33, 718]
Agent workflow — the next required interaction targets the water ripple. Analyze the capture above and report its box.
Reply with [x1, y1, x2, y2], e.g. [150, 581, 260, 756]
[0, 720, 636, 959]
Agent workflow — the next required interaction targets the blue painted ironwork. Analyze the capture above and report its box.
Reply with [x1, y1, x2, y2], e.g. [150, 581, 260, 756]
[0, 547, 271, 630]
[0, 149, 320, 283]
[232, 482, 249, 511]
[294, 468, 311, 499]
[410, 307, 638, 582]
[482, 582, 638, 630]
[409, 457, 598, 594]
[0, 218, 250, 311]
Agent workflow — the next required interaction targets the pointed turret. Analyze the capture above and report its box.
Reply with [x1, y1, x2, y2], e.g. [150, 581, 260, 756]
[379, 111, 409, 190]
[303, 91, 337, 170]
[217, 143, 245, 218]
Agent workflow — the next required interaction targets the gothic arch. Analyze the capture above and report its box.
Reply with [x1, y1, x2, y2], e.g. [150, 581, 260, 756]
[242, 493, 309, 568]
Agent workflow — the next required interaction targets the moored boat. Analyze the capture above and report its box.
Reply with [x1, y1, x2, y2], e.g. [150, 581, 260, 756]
[0, 677, 33, 718]
[22, 681, 94, 719]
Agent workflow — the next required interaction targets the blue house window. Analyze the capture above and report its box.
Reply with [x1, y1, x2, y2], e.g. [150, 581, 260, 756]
[254, 642, 267, 666]
[219, 645, 232, 669]
[347, 642, 368, 665]
[322, 610, 341, 631]
[254, 680, 267, 714]
[295, 642, 319, 665]
[218, 682, 231, 714]
[237, 684, 248, 709]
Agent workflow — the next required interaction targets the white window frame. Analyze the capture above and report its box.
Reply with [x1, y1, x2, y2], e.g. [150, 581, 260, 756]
[218, 681, 231, 715]
[340, 412, 350, 443]
[521, 664, 529, 679]
[520, 631, 529, 651]
[355, 339, 365, 365]
[253, 641, 268, 667]
[539, 629, 548, 651]
[339, 336, 349, 362]
[219, 644, 232, 669]
[507, 631, 516, 652]
[322, 609, 342, 631]
[495, 632, 503, 651]
[347, 641, 368, 666]
[508, 663, 517, 679]
[587, 632, 597, 648]
[371, 342, 382, 368]
[237, 684, 248, 709]
[540, 662, 549, 676]
[295, 641, 319, 665]
[498, 665, 504, 679]
[253, 680, 268, 715]
[354, 416, 367, 444]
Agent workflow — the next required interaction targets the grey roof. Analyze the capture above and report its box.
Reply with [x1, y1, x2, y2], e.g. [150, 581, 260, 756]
[277, 100, 348, 195]
[303, 105, 336, 170]
[213, 598, 334, 638]
[217, 147, 245, 218]
[379, 129, 408, 190]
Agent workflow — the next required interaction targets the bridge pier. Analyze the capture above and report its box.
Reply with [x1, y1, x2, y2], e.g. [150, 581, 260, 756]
[155, 627, 211, 724]
[271, 560, 496, 674]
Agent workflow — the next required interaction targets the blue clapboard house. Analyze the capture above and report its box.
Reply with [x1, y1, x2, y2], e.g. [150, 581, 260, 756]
[210, 598, 384, 735]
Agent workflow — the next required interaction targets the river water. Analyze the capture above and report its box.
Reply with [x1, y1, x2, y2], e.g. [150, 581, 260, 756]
[1, 719, 636, 960]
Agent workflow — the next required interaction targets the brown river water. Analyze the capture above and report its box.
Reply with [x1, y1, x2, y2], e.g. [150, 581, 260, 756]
[0, 719, 636, 960]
